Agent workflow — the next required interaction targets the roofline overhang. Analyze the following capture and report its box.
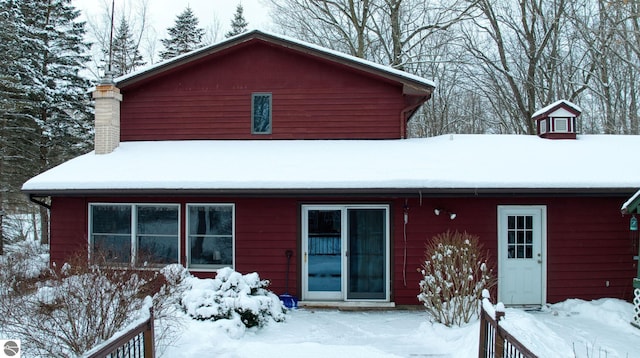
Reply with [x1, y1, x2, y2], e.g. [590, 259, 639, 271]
[23, 187, 637, 199]
[622, 190, 640, 215]
[531, 102, 582, 122]
[115, 30, 435, 97]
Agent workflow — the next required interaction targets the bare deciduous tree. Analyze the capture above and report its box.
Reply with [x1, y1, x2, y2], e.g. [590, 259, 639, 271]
[84, 0, 152, 80]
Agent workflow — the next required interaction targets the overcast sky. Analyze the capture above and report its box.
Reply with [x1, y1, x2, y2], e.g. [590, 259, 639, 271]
[73, 0, 273, 38]
[72, 0, 273, 78]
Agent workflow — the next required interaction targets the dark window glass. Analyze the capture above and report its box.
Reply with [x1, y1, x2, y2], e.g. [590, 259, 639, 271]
[138, 236, 179, 264]
[506, 215, 535, 260]
[252, 93, 272, 134]
[93, 234, 131, 263]
[525, 246, 533, 258]
[91, 205, 131, 264]
[91, 205, 131, 234]
[138, 206, 178, 235]
[90, 204, 179, 266]
[188, 205, 234, 267]
[137, 206, 179, 265]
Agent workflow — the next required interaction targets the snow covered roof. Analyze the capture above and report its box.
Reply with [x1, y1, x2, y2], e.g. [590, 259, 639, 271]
[22, 134, 640, 195]
[532, 100, 582, 119]
[114, 30, 435, 92]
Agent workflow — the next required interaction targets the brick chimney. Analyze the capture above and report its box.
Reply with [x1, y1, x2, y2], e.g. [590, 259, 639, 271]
[92, 80, 122, 154]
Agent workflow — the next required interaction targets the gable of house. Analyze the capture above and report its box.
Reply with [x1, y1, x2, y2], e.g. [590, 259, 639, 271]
[116, 30, 434, 141]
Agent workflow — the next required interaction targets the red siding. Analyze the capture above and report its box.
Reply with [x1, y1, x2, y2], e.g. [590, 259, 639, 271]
[49, 194, 636, 305]
[50, 197, 88, 267]
[120, 43, 407, 140]
[392, 196, 635, 305]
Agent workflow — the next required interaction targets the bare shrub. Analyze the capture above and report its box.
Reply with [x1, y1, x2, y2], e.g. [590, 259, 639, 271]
[0, 251, 162, 357]
[0, 241, 49, 295]
[417, 230, 496, 327]
[152, 264, 192, 355]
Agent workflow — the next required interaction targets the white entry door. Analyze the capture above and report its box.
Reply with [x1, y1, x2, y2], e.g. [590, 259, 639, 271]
[498, 206, 546, 305]
[301, 205, 390, 301]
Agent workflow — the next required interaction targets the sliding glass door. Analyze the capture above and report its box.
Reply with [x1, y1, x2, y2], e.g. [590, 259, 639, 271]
[302, 205, 389, 301]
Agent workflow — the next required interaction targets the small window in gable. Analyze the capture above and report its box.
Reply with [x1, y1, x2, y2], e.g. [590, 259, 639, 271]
[252, 93, 272, 134]
[540, 119, 547, 134]
[553, 117, 568, 132]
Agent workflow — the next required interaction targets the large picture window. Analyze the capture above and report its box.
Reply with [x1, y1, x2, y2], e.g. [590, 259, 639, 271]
[252, 93, 272, 134]
[90, 204, 179, 266]
[187, 204, 235, 269]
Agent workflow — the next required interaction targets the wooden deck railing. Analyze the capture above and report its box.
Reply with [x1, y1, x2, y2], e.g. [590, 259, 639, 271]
[84, 307, 155, 358]
[479, 293, 538, 358]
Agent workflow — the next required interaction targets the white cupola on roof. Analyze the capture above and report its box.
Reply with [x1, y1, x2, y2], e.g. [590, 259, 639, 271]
[532, 100, 581, 139]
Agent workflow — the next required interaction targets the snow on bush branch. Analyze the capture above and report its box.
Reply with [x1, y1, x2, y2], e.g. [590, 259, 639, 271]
[0, 252, 160, 357]
[417, 230, 496, 327]
[179, 266, 285, 335]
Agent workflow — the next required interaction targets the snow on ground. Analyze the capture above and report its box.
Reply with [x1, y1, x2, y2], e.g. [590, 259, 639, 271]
[160, 298, 640, 358]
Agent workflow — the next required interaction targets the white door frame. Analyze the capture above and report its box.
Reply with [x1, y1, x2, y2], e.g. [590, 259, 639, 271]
[301, 206, 345, 300]
[497, 205, 547, 306]
[301, 204, 391, 302]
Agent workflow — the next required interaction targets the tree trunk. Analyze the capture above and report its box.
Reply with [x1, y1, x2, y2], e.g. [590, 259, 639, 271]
[39, 206, 49, 246]
[0, 208, 4, 255]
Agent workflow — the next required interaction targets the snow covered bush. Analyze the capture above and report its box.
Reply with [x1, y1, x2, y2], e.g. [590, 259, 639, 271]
[181, 267, 285, 331]
[417, 230, 495, 327]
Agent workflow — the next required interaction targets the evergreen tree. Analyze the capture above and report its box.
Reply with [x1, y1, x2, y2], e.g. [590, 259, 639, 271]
[225, 4, 249, 38]
[9, 0, 93, 244]
[0, 0, 37, 252]
[109, 17, 146, 77]
[159, 6, 205, 60]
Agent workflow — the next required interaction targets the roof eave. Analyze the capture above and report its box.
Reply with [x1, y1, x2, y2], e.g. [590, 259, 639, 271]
[22, 187, 637, 199]
[115, 30, 435, 95]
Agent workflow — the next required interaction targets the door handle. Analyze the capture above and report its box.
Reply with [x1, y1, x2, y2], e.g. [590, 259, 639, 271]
[304, 252, 307, 263]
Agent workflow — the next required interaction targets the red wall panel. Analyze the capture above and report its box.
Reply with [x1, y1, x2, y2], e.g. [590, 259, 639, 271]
[49, 194, 636, 306]
[119, 43, 406, 140]
[393, 196, 635, 305]
[49, 197, 88, 267]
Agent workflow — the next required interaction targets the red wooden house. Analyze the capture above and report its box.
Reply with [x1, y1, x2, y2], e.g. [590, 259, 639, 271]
[23, 31, 640, 307]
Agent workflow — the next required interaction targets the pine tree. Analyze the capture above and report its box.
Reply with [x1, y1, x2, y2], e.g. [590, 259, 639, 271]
[225, 4, 249, 38]
[10, 0, 93, 244]
[109, 17, 146, 77]
[0, 0, 41, 249]
[159, 6, 205, 61]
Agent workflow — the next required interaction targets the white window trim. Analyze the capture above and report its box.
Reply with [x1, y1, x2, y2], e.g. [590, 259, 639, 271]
[88, 203, 181, 267]
[539, 119, 547, 134]
[186, 203, 236, 272]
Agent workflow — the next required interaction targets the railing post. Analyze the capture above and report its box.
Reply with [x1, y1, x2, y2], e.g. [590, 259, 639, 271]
[143, 307, 155, 358]
[494, 310, 505, 358]
[478, 308, 487, 358]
